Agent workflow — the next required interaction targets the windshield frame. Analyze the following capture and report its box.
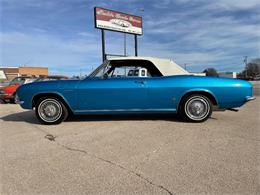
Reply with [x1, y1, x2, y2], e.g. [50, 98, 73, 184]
[87, 60, 110, 78]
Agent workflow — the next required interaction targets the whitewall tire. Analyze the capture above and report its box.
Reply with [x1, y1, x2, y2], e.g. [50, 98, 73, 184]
[35, 97, 68, 125]
[179, 94, 212, 122]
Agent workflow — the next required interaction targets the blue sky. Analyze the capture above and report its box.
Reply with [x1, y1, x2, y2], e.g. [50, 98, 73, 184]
[0, 0, 259, 76]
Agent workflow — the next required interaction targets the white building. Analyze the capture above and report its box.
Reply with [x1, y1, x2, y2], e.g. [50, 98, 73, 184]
[218, 72, 237, 78]
[190, 72, 206, 76]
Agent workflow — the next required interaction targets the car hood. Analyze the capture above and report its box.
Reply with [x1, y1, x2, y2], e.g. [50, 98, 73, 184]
[17, 79, 80, 91]
[172, 75, 252, 88]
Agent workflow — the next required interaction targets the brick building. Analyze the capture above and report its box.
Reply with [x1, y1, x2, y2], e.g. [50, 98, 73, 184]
[0, 67, 48, 81]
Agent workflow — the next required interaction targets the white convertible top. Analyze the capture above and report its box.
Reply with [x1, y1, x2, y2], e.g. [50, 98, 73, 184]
[109, 56, 190, 76]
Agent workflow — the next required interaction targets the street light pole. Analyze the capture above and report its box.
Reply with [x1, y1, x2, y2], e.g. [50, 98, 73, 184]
[244, 56, 248, 78]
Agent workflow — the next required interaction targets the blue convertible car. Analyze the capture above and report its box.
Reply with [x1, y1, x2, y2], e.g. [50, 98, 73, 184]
[16, 57, 255, 124]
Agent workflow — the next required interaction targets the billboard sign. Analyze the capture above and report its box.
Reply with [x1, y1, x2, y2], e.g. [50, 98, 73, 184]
[94, 7, 143, 35]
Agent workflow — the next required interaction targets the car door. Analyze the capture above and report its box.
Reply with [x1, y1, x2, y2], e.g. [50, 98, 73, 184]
[75, 77, 148, 112]
[145, 76, 178, 111]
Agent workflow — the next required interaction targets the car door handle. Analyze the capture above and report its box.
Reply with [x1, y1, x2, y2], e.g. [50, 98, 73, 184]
[134, 80, 145, 84]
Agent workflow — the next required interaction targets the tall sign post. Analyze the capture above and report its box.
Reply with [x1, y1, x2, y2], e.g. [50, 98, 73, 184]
[101, 29, 105, 62]
[94, 7, 143, 61]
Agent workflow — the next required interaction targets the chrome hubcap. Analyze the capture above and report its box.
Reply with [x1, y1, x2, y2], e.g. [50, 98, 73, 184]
[38, 99, 62, 122]
[185, 96, 209, 120]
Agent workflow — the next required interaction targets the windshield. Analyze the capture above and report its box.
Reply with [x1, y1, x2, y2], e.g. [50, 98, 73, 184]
[9, 77, 26, 85]
[88, 61, 111, 78]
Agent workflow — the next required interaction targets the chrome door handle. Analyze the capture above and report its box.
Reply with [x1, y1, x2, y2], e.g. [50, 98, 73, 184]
[134, 80, 145, 84]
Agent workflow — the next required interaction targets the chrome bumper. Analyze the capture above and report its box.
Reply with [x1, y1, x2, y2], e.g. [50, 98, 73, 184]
[0, 93, 8, 97]
[15, 100, 24, 104]
[14, 94, 24, 104]
[245, 96, 256, 102]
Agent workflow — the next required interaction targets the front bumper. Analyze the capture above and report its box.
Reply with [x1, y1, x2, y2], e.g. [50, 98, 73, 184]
[14, 94, 24, 105]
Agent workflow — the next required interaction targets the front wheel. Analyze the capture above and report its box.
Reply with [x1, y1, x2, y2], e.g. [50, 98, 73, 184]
[179, 94, 212, 122]
[35, 97, 68, 125]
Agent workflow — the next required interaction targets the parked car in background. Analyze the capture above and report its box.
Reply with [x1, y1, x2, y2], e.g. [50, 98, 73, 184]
[0, 81, 10, 88]
[16, 56, 255, 125]
[254, 75, 260, 81]
[0, 76, 36, 103]
[34, 75, 69, 82]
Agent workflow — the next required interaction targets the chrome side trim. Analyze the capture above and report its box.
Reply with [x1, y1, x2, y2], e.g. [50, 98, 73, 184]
[74, 108, 176, 113]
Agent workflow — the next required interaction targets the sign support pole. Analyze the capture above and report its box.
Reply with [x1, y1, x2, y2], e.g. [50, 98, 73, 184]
[101, 29, 106, 62]
[134, 35, 138, 56]
[124, 33, 126, 56]
[95, 7, 142, 60]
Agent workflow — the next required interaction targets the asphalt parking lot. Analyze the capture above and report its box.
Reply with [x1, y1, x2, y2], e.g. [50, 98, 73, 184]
[1, 98, 259, 194]
[251, 81, 260, 96]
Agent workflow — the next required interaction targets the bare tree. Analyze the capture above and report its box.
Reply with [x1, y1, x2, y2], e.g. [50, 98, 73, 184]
[238, 58, 260, 78]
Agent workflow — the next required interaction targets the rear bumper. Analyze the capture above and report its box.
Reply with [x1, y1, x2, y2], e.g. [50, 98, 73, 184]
[245, 96, 256, 102]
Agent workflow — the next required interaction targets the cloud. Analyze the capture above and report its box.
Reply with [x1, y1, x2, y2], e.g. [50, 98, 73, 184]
[212, 0, 260, 10]
[0, 30, 133, 75]
[0, 31, 100, 74]
[140, 1, 260, 71]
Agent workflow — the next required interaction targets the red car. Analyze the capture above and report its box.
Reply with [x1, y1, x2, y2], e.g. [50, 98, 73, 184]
[0, 76, 36, 103]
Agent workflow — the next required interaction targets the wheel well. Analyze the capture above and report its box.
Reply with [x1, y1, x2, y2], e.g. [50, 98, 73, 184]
[178, 91, 218, 110]
[32, 93, 72, 113]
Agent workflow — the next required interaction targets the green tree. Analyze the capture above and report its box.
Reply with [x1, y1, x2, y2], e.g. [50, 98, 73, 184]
[239, 58, 260, 78]
[203, 68, 218, 77]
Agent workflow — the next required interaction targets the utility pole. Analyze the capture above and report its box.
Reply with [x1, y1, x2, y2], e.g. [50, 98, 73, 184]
[244, 56, 248, 78]
[184, 63, 187, 70]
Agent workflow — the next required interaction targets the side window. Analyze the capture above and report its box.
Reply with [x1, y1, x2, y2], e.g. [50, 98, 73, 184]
[109, 67, 150, 78]
[109, 66, 131, 78]
[108, 60, 163, 78]
[134, 70, 139, 76]
[128, 70, 134, 76]
[141, 70, 145, 76]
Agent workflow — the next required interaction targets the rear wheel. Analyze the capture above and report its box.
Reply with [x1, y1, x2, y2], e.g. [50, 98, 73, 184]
[179, 94, 212, 122]
[35, 97, 68, 125]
